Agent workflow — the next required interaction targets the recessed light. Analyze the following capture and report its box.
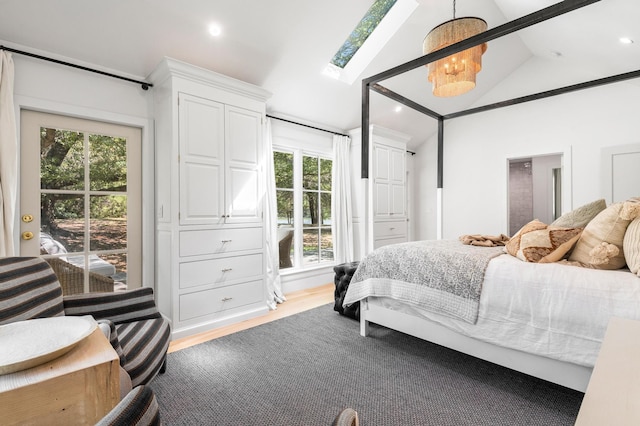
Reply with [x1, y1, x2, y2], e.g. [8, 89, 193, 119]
[208, 23, 222, 37]
[619, 37, 634, 44]
[394, 105, 402, 113]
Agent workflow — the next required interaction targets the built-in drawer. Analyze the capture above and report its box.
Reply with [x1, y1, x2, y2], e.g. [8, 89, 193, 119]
[373, 236, 407, 250]
[180, 227, 263, 257]
[373, 220, 406, 238]
[179, 279, 264, 321]
[179, 253, 263, 289]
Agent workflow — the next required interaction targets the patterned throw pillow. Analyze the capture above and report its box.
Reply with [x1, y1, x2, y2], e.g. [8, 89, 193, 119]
[506, 219, 582, 263]
[551, 199, 607, 229]
[569, 198, 640, 269]
[624, 217, 640, 276]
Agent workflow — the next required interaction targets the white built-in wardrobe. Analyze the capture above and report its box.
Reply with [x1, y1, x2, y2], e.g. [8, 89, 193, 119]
[349, 125, 411, 260]
[150, 57, 271, 339]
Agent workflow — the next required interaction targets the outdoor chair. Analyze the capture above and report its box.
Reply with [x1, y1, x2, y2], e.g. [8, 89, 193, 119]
[0, 257, 170, 388]
[45, 256, 115, 295]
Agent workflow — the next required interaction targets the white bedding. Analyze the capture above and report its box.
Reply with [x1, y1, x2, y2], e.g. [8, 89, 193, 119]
[353, 253, 640, 368]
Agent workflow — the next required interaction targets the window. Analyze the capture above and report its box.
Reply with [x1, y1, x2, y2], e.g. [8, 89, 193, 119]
[323, 0, 418, 84]
[274, 150, 333, 269]
[330, 0, 398, 69]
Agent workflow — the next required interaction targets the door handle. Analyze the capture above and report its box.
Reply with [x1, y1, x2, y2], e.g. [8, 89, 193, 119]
[22, 231, 34, 240]
[22, 214, 34, 223]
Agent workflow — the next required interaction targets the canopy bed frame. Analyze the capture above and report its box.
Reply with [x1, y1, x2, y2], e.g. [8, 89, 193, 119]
[356, 0, 640, 392]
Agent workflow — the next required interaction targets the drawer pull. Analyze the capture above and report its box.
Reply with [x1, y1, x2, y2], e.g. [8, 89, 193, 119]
[221, 239, 232, 243]
[221, 268, 233, 272]
[221, 297, 233, 302]
[389, 227, 395, 231]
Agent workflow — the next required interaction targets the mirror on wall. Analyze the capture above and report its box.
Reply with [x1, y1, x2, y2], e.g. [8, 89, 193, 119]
[508, 154, 563, 236]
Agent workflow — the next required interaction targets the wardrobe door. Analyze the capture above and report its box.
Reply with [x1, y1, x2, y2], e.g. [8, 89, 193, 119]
[179, 93, 225, 225]
[224, 105, 263, 224]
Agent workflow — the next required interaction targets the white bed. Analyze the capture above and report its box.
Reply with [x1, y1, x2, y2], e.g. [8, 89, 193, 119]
[344, 247, 640, 392]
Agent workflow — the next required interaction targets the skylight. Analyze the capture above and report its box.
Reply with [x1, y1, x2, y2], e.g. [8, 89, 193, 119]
[324, 0, 418, 85]
[330, 0, 398, 69]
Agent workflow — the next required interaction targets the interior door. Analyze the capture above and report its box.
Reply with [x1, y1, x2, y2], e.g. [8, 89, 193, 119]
[20, 110, 142, 293]
[602, 144, 640, 204]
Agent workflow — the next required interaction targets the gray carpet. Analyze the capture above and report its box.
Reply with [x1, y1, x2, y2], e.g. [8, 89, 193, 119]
[150, 304, 583, 425]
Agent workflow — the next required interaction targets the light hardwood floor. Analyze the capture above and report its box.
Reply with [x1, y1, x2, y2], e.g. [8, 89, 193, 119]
[168, 283, 335, 353]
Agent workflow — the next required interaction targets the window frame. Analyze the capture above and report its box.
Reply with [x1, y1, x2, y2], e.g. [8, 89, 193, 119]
[273, 146, 334, 271]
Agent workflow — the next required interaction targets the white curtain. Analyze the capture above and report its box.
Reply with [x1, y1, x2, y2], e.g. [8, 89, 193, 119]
[0, 51, 17, 256]
[264, 118, 286, 309]
[331, 134, 354, 263]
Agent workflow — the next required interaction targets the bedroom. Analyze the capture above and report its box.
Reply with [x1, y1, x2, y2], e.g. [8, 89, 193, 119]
[1, 0, 637, 291]
[1, 0, 639, 424]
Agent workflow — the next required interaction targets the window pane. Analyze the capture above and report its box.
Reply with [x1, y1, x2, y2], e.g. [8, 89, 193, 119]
[303, 228, 319, 265]
[321, 228, 334, 262]
[276, 190, 294, 225]
[320, 159, 332, 191]
[40, 193, 84, 253]
[303, 192, 319, 226]
[90, 195, 127, 251]
[89, 134, 127, 191]
[103, 253, 127, 287]
[302, 156, 319, 190]
[321, 193, 332, 226]
[274, 152, 294, 189]
[40, 128, 84, 190]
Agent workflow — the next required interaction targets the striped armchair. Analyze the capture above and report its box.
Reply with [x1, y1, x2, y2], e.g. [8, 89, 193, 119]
[97, 385, 161, 426]
[0, 257, 170, 388]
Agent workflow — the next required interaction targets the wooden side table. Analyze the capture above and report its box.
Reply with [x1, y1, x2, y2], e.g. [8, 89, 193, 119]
[575, 317, 640, 425]
[0, 328, 120, 425]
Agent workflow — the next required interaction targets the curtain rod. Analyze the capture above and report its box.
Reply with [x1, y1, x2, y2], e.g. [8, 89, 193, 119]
[0, 45, 153, 90]
[266, 114, 416, 155]
[267, 114, 348, 137]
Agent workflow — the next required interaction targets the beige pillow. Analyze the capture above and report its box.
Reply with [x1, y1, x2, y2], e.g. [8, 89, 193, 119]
[569, 199, 640, 269]
[551, 199, 606, 228]
[624, 217, 640, 276]
[506, 219, 582, 263]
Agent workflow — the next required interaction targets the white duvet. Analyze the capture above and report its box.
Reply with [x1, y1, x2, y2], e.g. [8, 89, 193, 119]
[373, 254, 640, 368]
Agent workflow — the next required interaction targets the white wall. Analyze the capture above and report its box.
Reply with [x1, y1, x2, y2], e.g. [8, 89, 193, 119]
[414, 57, 640, 240]
[9, 51, 156, 288]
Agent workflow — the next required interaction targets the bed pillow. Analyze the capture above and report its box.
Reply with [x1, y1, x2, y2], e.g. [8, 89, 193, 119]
[505, 219, 582, 263]
[624, 217, 640, 276]
[550, 198, 607, 228]
[569, 198, 640, 269]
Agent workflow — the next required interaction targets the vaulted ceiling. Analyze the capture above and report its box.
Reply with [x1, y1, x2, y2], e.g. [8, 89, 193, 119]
[1, 0, 638, 150]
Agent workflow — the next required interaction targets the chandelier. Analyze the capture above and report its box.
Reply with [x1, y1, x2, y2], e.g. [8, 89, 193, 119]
[423, 1, 487, 97]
